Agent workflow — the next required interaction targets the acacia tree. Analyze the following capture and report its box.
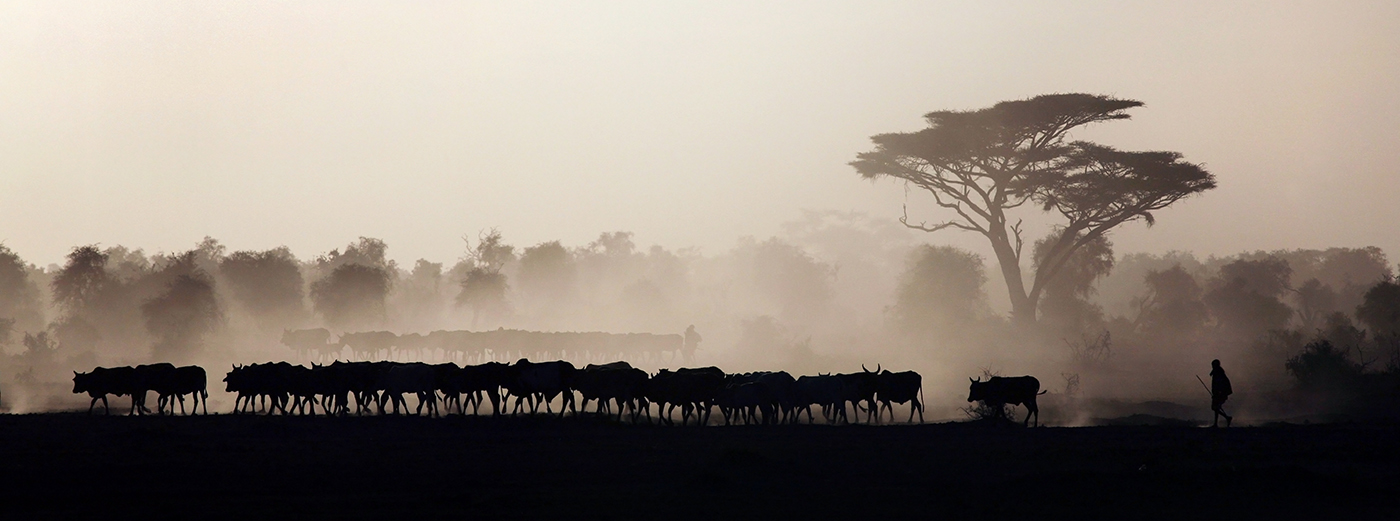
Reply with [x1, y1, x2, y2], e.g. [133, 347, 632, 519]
[852, 94, 1216, 324]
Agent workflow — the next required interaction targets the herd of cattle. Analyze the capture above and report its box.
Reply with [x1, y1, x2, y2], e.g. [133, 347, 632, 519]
[282, 329, 688, 365]
[71, 360, 1049, 426]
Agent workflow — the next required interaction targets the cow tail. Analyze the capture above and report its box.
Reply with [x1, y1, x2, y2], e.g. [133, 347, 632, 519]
[1038, 390, 1047, 395]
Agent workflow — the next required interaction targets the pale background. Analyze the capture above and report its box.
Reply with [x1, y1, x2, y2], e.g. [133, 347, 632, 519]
[3, 1, 1397, 269]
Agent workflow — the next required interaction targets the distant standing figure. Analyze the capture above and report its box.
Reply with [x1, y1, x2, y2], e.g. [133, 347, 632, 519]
[1210, 359, 1233, 427]
[682, 325, 702, 363]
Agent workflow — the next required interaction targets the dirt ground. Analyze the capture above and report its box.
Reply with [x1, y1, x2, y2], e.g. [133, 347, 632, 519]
[2, 413, 1397, 520]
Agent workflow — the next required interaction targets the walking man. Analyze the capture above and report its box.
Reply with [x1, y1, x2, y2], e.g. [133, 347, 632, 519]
[1210, 359, 1233, 427]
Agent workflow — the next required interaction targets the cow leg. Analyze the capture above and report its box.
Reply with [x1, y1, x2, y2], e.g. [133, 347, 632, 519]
[88, 396, 99, 415]
[467, 392, 481, 415]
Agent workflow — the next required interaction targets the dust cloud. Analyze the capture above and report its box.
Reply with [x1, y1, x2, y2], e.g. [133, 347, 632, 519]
[2, 214, 1396, 423]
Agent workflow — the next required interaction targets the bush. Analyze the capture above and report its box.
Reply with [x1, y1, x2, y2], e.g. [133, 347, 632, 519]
[1285, 340, 1362, 391]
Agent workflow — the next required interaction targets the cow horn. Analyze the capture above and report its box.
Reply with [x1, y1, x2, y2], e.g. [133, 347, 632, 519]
[877, 364, 882, 373]
[862, 364, 869, 373]
[970, 377, 976, 383]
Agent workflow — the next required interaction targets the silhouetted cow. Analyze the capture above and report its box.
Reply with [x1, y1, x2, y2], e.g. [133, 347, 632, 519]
[754, 371, 795, 424]
[646, 367, 723, 426]
[968, 375, 1045, 427]
[717, 375, 770, 426]
[505, 359, 577, 417]
[72, 367, 136, 415]
[833, 366, 881, 424]
[457, 362, 511, 415]
[378, 362, 438, 416]
[791, 374, 845, 424]
[133, 363, 177, 416]
[876, 369, 923, 423]
[157, 365, 209, 415]
[574, 362, 648, 421]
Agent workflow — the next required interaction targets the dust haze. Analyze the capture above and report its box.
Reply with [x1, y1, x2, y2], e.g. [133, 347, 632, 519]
[3, 2, 1400, 425]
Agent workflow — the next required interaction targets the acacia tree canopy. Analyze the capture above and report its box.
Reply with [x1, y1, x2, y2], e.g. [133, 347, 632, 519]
[852, 93, 1216, 324]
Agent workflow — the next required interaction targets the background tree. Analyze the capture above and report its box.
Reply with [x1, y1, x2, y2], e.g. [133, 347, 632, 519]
[0, 317, 13, 347]
[1356, 277, 1400, 338]
[51, 245, 113, 318]
[1134, 265, 1209, 339]
[1034, 230, 1114, 336]
[455, 229, 515, 329]
[1294, 278, 1338, 330]
[142, 267, 222, 361]
[219, 247, 306, 328]
[730, 237, 834, 328]
[1204, 257, 1294, 338]
[0, 244, 44, 335]
[852, 93, 1216, 324]
[310, 263, 392, 330]
[395, 259, 446, 330]
[517, 241, 577, 316]
[890, 244, 988, 338]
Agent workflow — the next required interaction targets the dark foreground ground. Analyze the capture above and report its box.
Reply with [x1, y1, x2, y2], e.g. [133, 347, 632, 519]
[3, 413, 1397, 520]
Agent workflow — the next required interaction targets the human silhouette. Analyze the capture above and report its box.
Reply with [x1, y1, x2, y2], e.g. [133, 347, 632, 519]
[1210, 359, 1233, 427]
[682, 325, 702, 363]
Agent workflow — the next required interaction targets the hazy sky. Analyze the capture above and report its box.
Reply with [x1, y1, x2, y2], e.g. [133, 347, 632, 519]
[2, 1, 1398, 268]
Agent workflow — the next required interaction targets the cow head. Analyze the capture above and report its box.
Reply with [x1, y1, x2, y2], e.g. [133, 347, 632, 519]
[72, 371, 88, 394]
[967, 377, 984, 403]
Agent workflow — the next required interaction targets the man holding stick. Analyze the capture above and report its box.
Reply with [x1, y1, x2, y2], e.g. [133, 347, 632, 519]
[1200, 359, 1233, 427]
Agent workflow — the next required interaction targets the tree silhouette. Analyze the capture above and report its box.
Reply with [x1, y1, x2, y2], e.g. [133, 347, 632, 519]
[1034, 229, 1114, 336]
[142, 270, 222, 360]
[852, 94, 1215, 324]
[310, 263, 392, 330]
[455, 229, 515, 329]
[51, 245, 113, 317]
[1135, 265, 1209, 339]
[891, 244, 988, 337]
[1294, 278, 1338, 330]
[0, 244, 43, 334]
[1356, 278, 1400, 338]
[517, 241, 577, 307]
[733, 237, 834, 326]
[1205, 257, 1294, 338]
[219, 247, 306, 327]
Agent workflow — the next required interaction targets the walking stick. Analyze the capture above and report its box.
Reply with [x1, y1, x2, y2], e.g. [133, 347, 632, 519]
[1195, 375, 1213, 397]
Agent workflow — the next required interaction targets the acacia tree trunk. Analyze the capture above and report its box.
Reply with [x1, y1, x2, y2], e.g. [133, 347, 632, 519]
[990, 239, 1036, 325]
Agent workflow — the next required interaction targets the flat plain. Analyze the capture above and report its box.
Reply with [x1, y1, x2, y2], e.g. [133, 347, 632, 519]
[2, 413, 1396, 519]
